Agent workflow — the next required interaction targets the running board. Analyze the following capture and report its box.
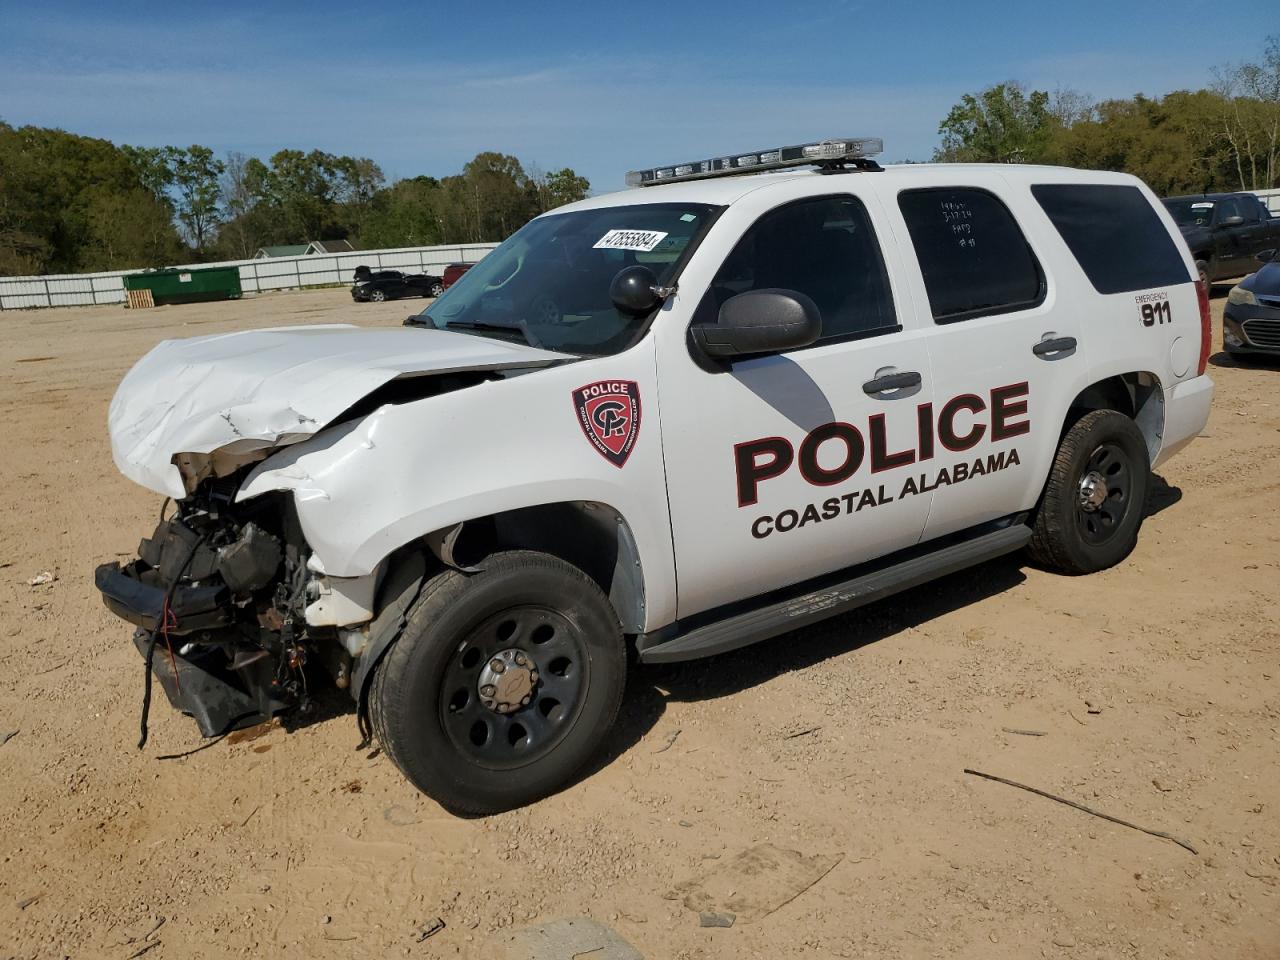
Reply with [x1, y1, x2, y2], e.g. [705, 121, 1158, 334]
[639, 524, 1030, 664]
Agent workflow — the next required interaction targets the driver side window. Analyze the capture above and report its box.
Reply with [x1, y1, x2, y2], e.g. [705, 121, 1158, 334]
[697, 195, 899, 345]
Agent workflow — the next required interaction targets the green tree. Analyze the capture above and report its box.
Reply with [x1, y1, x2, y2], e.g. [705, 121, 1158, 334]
[164, 145, 224, 256]
[332, 154, 384, 229]
[534, 167, 591, 212]
[120, 145, 174, 205]
[458, 152, 539, 240]
[82, 187, 184, 270]
[1043, 90, 1237, 195]
[215, 151, 263, 259]
[936, 82, 1053, 163]
[358, 176, 446, 248]
[0, 122, 183, 273]
[1212, 35, 1280, 189]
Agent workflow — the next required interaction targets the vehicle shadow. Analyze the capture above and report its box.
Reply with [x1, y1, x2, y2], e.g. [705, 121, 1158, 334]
[1209, 351, 1280, 370]
[1146, 472, 1182, 518]
[629, 554, 1026, 709]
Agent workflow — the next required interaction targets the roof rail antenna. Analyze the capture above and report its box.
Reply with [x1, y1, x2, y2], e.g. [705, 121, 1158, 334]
[626, 138, 884, 188]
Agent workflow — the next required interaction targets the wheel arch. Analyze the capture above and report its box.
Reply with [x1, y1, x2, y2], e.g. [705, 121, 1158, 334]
[350, 500, 647, 723]
[439, 500, 647, 636]
[1064, 371, 1164, 465]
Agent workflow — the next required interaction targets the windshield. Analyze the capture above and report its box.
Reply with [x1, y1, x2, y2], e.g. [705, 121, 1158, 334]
[418, 202, 719, 355]
[1164, 199, 1215, 228]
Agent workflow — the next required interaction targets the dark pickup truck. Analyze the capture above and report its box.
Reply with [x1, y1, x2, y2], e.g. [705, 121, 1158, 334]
[1164, 193, 1280, 284]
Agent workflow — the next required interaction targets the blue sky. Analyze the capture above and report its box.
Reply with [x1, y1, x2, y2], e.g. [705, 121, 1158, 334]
[1, 1, 1274, 193]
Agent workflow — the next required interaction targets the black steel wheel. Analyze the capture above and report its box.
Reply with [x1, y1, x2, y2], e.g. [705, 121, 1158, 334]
[1073, 442, 1132, 546]
[369, 551, 625, 814]
[439, 606, 590, 770]
[1028, 409, 1150, 575]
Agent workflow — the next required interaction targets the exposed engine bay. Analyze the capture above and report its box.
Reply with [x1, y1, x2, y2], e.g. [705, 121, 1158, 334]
[95, 475, 346, 739]
[96, 322, 581, 746]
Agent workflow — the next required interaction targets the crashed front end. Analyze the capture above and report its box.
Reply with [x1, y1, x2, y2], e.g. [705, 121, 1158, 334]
[95, 323, 570, 739]
[95, 483, 324, 736]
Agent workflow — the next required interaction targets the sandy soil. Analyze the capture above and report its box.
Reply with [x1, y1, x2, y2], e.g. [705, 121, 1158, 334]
[1, 287, 1277, 960]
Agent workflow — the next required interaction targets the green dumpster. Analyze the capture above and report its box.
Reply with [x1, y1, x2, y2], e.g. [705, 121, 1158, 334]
[124, 266, 242, 306]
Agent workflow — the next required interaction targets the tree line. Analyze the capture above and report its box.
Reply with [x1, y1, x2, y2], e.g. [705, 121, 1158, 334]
[3, 36, 1276, 277]
[0, 126, 590, 276]
[933, 36, 1280, 196]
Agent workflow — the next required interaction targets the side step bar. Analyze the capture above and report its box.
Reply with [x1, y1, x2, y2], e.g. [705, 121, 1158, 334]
[639, 524, 1030, 664]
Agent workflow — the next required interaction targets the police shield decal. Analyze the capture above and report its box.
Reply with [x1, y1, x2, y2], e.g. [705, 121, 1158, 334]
[573, 380, 641, 467]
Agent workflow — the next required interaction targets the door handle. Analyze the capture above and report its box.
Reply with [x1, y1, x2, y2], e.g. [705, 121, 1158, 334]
[862, 371, 922, 395]
[1033, 336, 1077, 357]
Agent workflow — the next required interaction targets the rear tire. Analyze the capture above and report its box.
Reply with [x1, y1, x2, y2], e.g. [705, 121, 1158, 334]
[369, 551, 625, 814]
[430, 281, 444, 298]
[1028, 409, 1150, 575]
[1196, 260, 1209, 287]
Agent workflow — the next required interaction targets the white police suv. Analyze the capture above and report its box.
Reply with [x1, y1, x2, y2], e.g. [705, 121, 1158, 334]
[97, 138, 1214, 812]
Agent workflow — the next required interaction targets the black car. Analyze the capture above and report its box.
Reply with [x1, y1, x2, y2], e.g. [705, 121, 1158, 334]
[1163, 193, 1280, 285]
[1223, 250, 1280, 359]
[350, 266, 444, 303]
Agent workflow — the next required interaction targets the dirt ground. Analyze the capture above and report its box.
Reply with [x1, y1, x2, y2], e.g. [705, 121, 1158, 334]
[1, 287, 1277, 960]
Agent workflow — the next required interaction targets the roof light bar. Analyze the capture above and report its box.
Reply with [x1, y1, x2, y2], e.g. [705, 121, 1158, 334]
[626, 137, 884, 188]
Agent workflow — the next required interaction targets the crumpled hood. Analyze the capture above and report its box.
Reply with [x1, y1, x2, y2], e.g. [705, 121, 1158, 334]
[109, 324, 571, 498]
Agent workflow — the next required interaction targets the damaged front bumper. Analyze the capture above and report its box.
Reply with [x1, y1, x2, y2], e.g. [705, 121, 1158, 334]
[126, 628, 288, 738]
[95, 560, 230, 634]
[95, 561, 289, 737]
[95, 501, 314, 738]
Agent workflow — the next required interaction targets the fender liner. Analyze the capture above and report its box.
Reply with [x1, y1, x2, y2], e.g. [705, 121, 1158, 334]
[351, 548, 429, 738]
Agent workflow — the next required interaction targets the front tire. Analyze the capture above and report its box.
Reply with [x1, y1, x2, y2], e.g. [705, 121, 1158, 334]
[1028, 409, 1150, 575]
[369, 551, 625, 814]
[370, 289, 387, 302]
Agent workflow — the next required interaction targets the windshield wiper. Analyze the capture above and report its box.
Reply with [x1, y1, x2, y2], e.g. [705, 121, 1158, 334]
[443, 319, 543, 349]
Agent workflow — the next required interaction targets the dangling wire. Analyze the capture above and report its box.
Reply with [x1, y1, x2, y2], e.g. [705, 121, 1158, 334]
[138, 532, 206, 750]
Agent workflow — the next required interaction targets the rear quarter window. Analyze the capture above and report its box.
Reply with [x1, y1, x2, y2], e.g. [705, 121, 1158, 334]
[897, 187, 1044, 323]
[1032, 184, 1191, 294]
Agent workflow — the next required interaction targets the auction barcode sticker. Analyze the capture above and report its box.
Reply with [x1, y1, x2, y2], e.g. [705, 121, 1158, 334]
[594, 229, 669, 252]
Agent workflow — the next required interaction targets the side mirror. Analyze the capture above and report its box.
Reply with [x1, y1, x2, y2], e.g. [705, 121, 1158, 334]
[403, 313, 426, 327]
[609, 265, 660, 315]
[690, 289, 821, 359]
[1257, 249, 1276, 264]
[1218, 215, 1245, 228]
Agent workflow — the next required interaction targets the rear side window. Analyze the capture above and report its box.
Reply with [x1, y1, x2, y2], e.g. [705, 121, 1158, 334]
[898, 188, 1044, 323]
[1033, 184, 1191, 294]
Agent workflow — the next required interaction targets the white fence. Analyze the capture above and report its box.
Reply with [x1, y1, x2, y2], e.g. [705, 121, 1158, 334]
[1257, 189, 1280, 215]
[0, 242, 499, 311]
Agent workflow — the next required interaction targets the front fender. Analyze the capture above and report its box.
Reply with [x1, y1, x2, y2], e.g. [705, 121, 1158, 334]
[238, 343, 677, 629]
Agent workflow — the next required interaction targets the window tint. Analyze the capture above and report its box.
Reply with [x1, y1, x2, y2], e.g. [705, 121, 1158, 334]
[898, 188, 1043, 322]
[1216, 197, 1242, 221]
[699, 195, 897, 344]
[1032, 184, 1191, 294]
[1241, 197, 1262, 223]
